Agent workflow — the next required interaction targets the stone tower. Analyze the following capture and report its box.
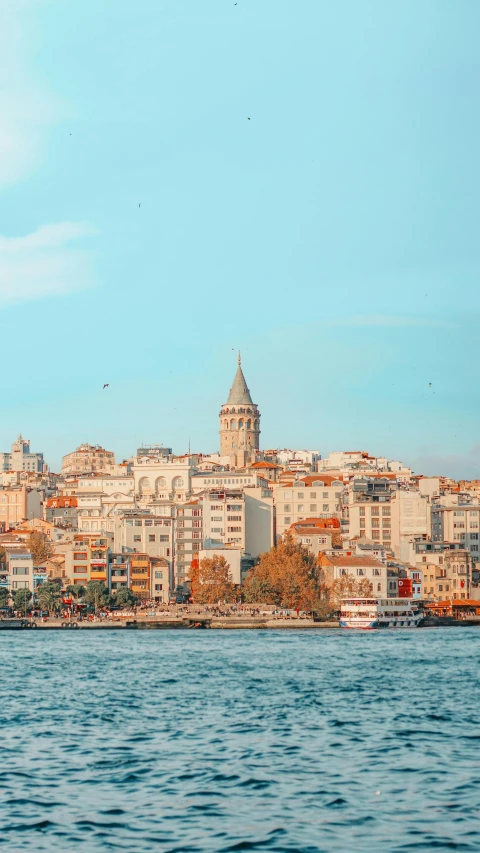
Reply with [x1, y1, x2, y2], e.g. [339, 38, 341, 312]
[219, 353, 260, 468]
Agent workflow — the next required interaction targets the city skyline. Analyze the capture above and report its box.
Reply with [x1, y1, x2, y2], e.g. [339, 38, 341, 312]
[1, 1, 479, 477]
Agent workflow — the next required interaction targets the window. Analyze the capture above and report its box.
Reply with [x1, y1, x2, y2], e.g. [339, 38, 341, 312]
[74, 566, 88, 573]
[322, 504, 329, 511]
[371, 507, 379, 517]
[228, 526, 242, 532]
[148, 534, 155, 542]
[13, 567, 29, 575]
[155, 571, 163, 579]
[310, 505, 317, 512]
[382, 507, 390, 517]
[284, 517, 291, 525]
[155, 584, 163, 591]
[283, 504, 291, 512]
[472, 545, 479, 552]
[297, 492, 304, 499]
[228, 515, 242, 521]
[297, 505, 304, 512]
[356, 569, 365, 576]
[133, 535, 141, 542]
[74, 552, 87, 560]
[310, 492, 316, 499]
[160, 535, 169, 542]
[211, 516, 222, 521]
[359, 508, 365, 517]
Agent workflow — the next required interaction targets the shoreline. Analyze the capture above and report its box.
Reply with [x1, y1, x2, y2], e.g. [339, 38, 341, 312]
[1, 617, 480, 630]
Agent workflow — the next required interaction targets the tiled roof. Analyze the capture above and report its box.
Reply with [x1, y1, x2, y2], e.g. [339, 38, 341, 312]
[325, 555, 385, 568]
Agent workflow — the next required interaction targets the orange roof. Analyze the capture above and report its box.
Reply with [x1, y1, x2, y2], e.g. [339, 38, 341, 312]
[251, 461, 281, 469]
[290, 517, 341, 530]
[324, 555, 384, 568]
[46, 496, 78, 508]
[426, 599, 480, 608]
[292, 527, 333, 536]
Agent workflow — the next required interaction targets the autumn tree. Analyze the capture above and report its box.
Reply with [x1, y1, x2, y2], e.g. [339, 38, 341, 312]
[28, 532, 53, 564]
[243, 534, 324, 609]
[328, 574, 374, 608]
[190, 555, 236, 604]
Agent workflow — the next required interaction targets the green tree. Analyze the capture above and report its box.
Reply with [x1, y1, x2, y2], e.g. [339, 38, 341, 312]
[13, 588, 32, 615]
[0, 587, 10, 608]
[243, 535, 322, 609]
[36, 581, 63, 614]
[66, 584, 86, 601]
[83, 580, 111, 611]
[114, 587, 138, 607]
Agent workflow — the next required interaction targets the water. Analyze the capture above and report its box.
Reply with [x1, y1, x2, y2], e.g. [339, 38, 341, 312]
[1, 628, 480, 852]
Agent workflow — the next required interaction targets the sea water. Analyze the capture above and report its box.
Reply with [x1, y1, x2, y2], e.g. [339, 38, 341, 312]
[1, 628, 479, 851]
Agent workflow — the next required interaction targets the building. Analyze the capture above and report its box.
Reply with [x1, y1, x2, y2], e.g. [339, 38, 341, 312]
[318, 553, 388, 597]
[219, 353, 260, 468]
[390, 489, 431, 560]
[133, 456, 196, 503]
[45, 496, 79, 529]
[289, 519, 338, 558]
[6, 550, 35, 594]
[347, 477, 394, 551]
[197, 547, 255, 586]
[175, 501, 203, 585]
[0, 485, 43, 531]
[129, 553, 170, 601]
[274, 476, 345, 539]
[0, 435, 44, 474]
[62, 444, 115, 475]
[64, 533, 112, 586]
[431, 494, 480, 559]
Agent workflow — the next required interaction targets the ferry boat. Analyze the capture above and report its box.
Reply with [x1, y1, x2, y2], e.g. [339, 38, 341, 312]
[340, 598, 422, 629]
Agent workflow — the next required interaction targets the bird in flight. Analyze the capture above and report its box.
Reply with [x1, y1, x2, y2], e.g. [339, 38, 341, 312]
[139, 203, 141, 208]
[103, 384, 109, 389]
[247, 117, 251, 120]
[428, 382, 432, 387]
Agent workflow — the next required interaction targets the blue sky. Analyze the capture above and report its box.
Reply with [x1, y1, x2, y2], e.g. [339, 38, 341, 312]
[1, 0, 479, 477]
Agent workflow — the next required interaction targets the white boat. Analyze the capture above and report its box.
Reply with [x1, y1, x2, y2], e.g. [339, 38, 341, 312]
[340, 598, 422, 629]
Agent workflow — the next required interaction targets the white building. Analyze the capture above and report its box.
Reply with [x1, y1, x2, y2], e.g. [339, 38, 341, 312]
[0, 435, 44, 473]
[274, 476, 345, 538]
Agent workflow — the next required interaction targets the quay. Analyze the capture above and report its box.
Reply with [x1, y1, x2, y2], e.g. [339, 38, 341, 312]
[0, 616, 340, 630]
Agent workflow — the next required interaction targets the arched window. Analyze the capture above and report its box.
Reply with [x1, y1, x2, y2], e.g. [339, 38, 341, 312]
[224, 419, 228, 429]
[238, 419, 244, 428]
[247, 419, 252, 429]
[138, 476, 152, 495]
[231, 419, 237, 430]
[254, 419, 258, 430]
[155, 476, 167, 491]
[172, 476, 184, 490]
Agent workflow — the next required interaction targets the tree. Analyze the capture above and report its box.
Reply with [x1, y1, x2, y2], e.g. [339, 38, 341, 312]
[190, 555, 236, 604]
[28, 532, 53, 564]
[0, 547, 6, 571]
[13, 588, 32, 615]
[36, 582, 63, 614]
[114, 587, 138, 607]
[328, 574, 374, 608]
[243, 535, 322, 609]
[83, 581, 111, 611]
[66, 584, 86, 601]
[0, 587, 10, 608]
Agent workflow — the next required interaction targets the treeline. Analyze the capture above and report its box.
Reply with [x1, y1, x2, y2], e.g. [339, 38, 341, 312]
[190, 536, 372, 612]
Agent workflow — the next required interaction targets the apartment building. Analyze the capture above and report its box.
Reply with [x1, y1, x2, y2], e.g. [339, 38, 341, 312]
[133, 456, 196, 502]
[0, 485, 42, 531]
[45, 496, 79, 529]
[175, 501, 203, 585]
[62, 444, 115, 475]
[318, 554, 388, 597]
[65, 533, 112, 586]
[347, 477, 394, 552]
[390, 489, 430, 560]
[431, 495, 480, 559]
[274, 476, 345, 538]
[413, 541, 472, 600]
[0, 435, 44, 473]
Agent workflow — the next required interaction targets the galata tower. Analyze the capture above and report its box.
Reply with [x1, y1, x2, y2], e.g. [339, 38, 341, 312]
[219, 353, 261, 468]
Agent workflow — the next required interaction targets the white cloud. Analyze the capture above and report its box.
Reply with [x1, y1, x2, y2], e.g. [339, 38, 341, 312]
[0, 222, 94, 304]
[325, 315, 450, 328]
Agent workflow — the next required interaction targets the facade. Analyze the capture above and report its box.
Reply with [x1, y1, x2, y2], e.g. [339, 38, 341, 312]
[175, 502, 203, 585]
[219, 354, 260, 468]
[390, 489, 431, 560]
[133, 456, 195, 503]
[0, 486, 43, 531]
[45, 496, 79, 529]
[62, 444, 115, 475]
[274, 476, 345, 539]
[7, 551, 35, 594]
[65, 533, 112, 586]
[347, 477, 394, 552]
[431, 495, 480, 559]
[0, 435, 44, 473]
[319, 554, 388, 598]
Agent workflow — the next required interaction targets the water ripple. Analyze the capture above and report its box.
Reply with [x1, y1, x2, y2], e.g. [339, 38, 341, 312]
[0, 628, 479, 851]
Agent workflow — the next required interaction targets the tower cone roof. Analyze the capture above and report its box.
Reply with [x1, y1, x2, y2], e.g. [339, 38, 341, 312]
[226, 352, 254, 405]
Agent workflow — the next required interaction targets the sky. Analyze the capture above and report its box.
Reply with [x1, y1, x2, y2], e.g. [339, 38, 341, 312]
[1, 0, 480, 477]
